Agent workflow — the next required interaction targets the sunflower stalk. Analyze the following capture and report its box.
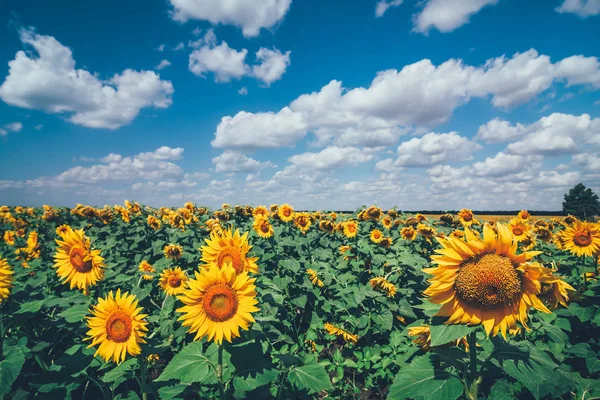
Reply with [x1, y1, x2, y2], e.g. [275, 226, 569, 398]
[218, 343, 225, 400]
[466, 331, 479, 400]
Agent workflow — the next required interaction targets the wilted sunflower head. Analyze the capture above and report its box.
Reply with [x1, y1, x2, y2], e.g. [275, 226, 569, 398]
[415, 213, 427, 223]
[439, 214, 455, 225]
[163, 244, 183, 260]
[380, 237, 393, 248]
[563, 215, 578, 226]
[319, 220, 335, 234]
[404, 217, 419, 226]
[417, 224, 436, 239]
[534, 220, 548, 229]
[387, 209, 398, 219]
[535, 226, 553, 242]
[366, 206, 382, 221]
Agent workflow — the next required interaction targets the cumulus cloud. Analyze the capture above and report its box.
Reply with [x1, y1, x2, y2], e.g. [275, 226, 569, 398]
[188, 30, 291, 85]
[505, 113, 600, 156]
[0, 122, 23, 136]
[212, 151, 276, 173]
[476, 118, 528, 143]
[375, 0, 403, 18]
[413, 0, 498, 34]
[392, 132, 482, 167]
[238, 87, 248, 95]
[155, 59, 172, 70]
[556, 0, 600, 17]
[288, 146, 374, 170]
[0, 28, 174, 130]
[169, 0, 292, 37]
[212, 50, 600, 149]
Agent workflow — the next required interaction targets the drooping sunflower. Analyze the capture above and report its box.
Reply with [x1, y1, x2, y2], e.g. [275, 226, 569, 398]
[307, 269, 324, 287]
[177, 263, 259, 345]
[369, 277, 396, 297]
[457, 209, 476, 227]
[518, 210, 531, 220]
[424, 223, 552, 338]
[147, 215, 162, 230]
[380, 237, 393, 249]
[160, 267, 189, 296]
[438, 214, 455, 225]
[278, 204, 294, 222]
[85, 289, 148, 364]
[415, 213, 428, 223]
[343, 221, 359, 238]
[339, 245, 353, 260]
[417, 224, 436, 241]
[253, 216, 274, 239]
[539, 269, 575, 309]
[3, 230, 15, 246]
[365, 206, 382, 221]
[323, 322, 358, 344]
[559, 220, 600, 257]
[200, 229, 259, 275]
[294, 212, 312, 234]
[507, 218, 531, 242]
[535, 226, 553, 243]
[26, 231, 39, 252]
[563, 215, 578, 226]
[404, 217, 419, 227]
[53, 228, 105, 292]
[163, 244, 184, 260]
[319, 220, 335, 234]
[370, 229, 384, 243]
[401, 226, 417, 241]
[520, 233, 536, 251]
[138, 261, 155, 281]
[0, 258, 14, 304]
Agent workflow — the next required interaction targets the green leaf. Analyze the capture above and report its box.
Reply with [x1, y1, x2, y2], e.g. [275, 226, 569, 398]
[429, 324, 476, 347]
[16, 299, 45, 314]
[372, 309, 393, 332]
[585, 357, 600, 373]
[155, 341, 217, 384]
[0, 347, 26, 397]
[290, 295, 307, 309]
[539, 322, 568, 343]
[157, 384, 188, 399]
[387, 354, 463, 400]
[398, 299, 418, 319]
[58, 304, 91, 323]
[102, 358, 138, 383]
[288, 363, 333, 394]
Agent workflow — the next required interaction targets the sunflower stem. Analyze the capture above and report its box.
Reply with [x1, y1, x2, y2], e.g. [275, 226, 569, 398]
[582, 256, 587, 291]
[218, 343, 225, 400]
[0, 311, 3, 359]
[467, 331, 479, 400]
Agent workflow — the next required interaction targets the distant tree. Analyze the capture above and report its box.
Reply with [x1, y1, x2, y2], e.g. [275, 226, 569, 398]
[562, 183, 600, 221]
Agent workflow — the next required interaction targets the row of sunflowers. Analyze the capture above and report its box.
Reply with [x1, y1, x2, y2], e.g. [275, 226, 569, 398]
[0, 203, 599, 399]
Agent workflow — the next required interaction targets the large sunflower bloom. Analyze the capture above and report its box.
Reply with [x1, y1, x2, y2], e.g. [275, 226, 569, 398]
[53, 228, 105, 292]
[200, 229, 259, 274]
[560, 220, 600, 257]
[160, 267, 189, 296]
[343, 221, 359, 238]
[424, 223, 551, 338]
[0, 259, 14, 304]
[253, 216, 274, 239]
[85, 289, 148, 364]
[457, 209, 476, 227]
[177, 264, 259, 345]
[508, 218, 531, 242]
[278, 204, 294, 222]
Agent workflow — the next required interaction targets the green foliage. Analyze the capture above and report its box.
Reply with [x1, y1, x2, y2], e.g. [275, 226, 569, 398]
[562, 182, 600, 220]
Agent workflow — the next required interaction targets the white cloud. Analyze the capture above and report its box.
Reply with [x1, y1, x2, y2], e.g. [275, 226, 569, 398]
[188, 31, 291, 85]
[156, 59, 172, 70]
[34, 124, 43, 130]
[212, 107, 308, 149]
[238, 87, 248, 95]
[0, 28, 174, 129]
[505, 113, 600, 156]
[191, 27, 202, 36]
[174, 43, 185, 51]
[3, 122, 23, 132]
[157, 44, 165, 52]
[471, 152, 541, 177]
[556, 0, 600, 17]
[212, 151, 276, 173]
[288, 146, 374, 170]
[212, 49, 600, 150]
[413, 0, 498, 34]
[531, 171, 581, 187]
[169, 0, 292, 37]
[476, 117, 528, 143]
[252, 48, 291, 86]
[392, 132, 482, 167]
[554, 55, 600, 87]
[375, 0, 403, 18]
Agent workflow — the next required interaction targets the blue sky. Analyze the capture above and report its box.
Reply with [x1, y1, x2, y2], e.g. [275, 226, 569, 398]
[0, 0, 599, 210]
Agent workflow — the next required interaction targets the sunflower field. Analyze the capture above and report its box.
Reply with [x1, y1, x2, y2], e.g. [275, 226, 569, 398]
[0, 203, 599, 400]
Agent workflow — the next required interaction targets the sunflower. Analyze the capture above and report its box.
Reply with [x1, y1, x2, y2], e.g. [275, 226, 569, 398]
[401, 227, 417, 241]
[252, 205, 268, 218]
[339, 245, 353, 260]
[559, 220, 600, 257]
[365, 206, 382, 221]
[507, 218, 531, 242]
[3, 230, 15, 246]
[563, 215, 578, 226]
[380, 237, 393, 249]
[370, 229, 384, 243]
[85, 289, 148, 364]
[138, 261, 155, 281]
[438, 214, 455, 225]
[160, 267, 189, 296]
[294, 213, 312, 234]
[369, 277, 396, 297]
[535, 227, 553, 243]
[519, 233, 536, 251]
[147, 215, 162, 230]
[200, 229, 259, 275]
[415, 213, 428, 223]
[324, 323, 358, 344]
[381, 216, 393, 230]
[539, 270, 575, 309]
[177, 263, 259, 345]
[278, 204, 294, 222]
[205, 218, 223, 235]
[417, 224, 436, 241]
[56, 224, 72, 237]
[343, 221, 359, 238]
[307, 269, 324, 287]
[404, 217, 419, 227]
[424, 223, 552, 338]
[26, 231, 39, 252]
[457, 209, 477, 227]
[387, 209, 399, 219]
[253, 216, 274, 239]
[53, 228, 105, 292]
[518, 210, 531, 220]
[163, 244, 183, 260]
[0, 259, 14, 304]
[319, 220, 335, 234]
